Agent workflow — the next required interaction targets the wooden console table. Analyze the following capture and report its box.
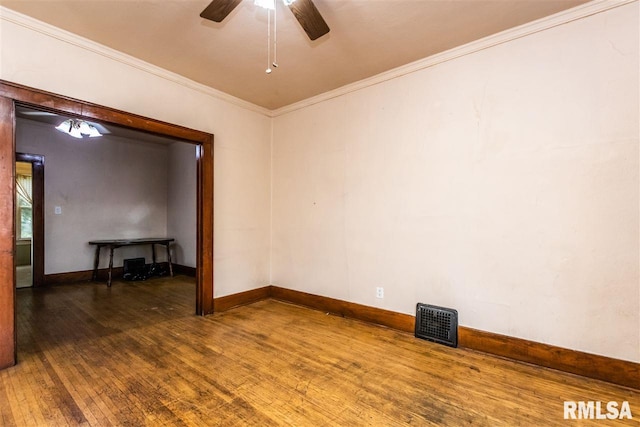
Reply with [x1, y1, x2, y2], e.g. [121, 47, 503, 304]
[88, 238, 174, 287]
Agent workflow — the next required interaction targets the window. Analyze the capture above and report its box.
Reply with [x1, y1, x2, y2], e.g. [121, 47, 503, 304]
[18, 205, 32, 239]
[16, 173, 33, 240]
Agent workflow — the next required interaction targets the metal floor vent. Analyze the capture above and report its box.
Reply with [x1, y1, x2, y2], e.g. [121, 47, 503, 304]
[415, 303, 458, 348]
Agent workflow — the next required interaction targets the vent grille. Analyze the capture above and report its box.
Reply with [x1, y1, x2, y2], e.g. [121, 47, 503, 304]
[123, 258, 146, 275]
[415, 303, 458, 348]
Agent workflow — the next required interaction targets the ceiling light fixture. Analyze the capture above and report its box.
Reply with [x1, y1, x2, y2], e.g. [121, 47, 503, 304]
[255, 0, 297, 74]
[55, 119, 102, 139]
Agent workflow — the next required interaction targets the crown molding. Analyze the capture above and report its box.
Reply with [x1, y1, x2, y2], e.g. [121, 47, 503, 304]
[0, 6, 272, 118]
[1, 0, 635, 119]
[271, 0, 637, 117]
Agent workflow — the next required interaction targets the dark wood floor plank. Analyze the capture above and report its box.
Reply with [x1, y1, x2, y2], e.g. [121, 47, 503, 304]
[0, 276, 637, 426]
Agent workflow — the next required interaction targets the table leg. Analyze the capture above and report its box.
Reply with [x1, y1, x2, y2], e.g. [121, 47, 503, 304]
[108, 246, 114, 287]
[151, 244, 157, 265]
[165, 243, 174, 277]
[92, 246, 101, 281]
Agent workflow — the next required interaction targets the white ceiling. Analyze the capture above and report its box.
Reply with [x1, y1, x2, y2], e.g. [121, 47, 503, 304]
[2, 0, 588, 110]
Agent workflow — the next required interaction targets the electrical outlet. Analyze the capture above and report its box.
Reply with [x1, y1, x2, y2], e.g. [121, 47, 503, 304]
[376, 287, 384, 299]
[54, 206, 62, 215]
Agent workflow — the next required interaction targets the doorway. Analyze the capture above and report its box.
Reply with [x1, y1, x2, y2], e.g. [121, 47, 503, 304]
[15, 153, 44, 288]
[15, 161, 32, 288]
[0, 80, 214, 370]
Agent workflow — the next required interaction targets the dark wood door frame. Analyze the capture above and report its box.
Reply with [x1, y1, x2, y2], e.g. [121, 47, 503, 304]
[0, 80, 214, 369]
[15, 153, 44, 287]
[0, 96, 15, 369]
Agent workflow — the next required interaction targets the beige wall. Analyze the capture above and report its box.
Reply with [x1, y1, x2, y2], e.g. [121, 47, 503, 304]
[272, 3, 639, 362]
[1, 12, 272, 297]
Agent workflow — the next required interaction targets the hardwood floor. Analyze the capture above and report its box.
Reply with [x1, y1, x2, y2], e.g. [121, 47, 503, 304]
[1, 277, 637, 426]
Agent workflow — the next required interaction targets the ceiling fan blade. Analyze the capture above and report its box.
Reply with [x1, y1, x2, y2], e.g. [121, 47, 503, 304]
[287, 0, 330, 41]
[200, 0, 242, 22]
[20, 111, 58, 116]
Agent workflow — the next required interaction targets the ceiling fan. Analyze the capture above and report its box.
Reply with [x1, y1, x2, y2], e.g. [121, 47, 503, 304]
[18, 108, 111, 136]
[200, 0, 330, 41]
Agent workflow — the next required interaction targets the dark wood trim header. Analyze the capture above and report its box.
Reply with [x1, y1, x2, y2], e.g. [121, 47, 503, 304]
[0, 80, 211, 144]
